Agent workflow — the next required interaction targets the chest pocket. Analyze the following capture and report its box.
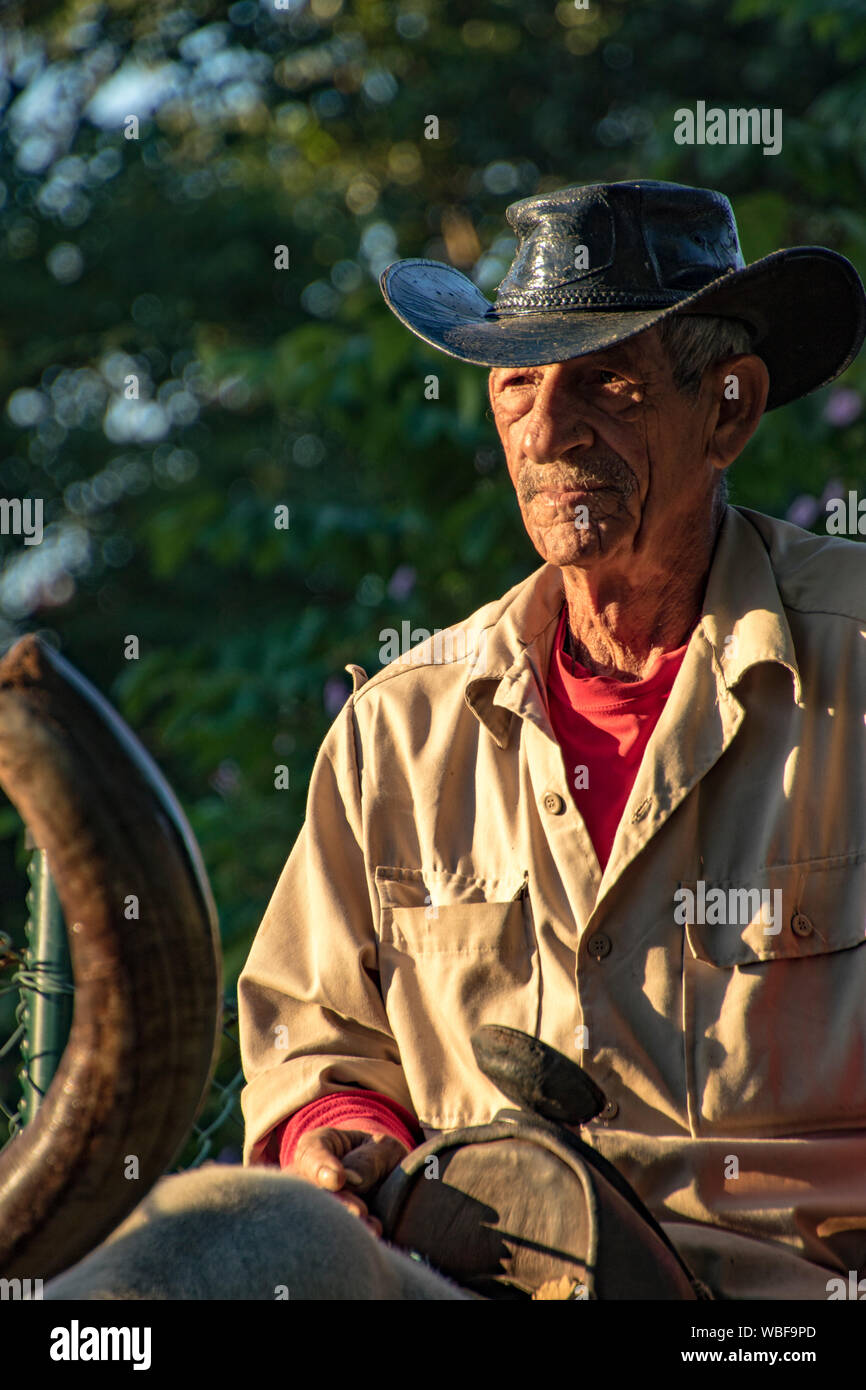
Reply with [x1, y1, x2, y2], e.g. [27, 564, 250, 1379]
[374, 866, 540, 1130]
[682, 856, 866, 1138]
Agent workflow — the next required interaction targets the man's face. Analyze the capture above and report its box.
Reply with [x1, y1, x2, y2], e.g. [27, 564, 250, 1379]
[488, 326, 750, 578]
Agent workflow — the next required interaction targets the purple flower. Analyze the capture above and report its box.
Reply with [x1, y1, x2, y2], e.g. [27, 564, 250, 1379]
[822, 388, 862, 428]
[786, 494, 820, 528]
[209, 759, 241, 796]
[387, 564, 416, 601]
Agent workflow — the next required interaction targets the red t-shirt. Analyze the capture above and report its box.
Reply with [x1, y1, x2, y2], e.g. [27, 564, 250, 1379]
[267, 602, 687, 1164]
[546, 604, 688, 871]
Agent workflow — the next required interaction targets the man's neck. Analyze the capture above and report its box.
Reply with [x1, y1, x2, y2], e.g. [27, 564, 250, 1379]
[560, 509, 723, 682]
[562, 591, 701, 682]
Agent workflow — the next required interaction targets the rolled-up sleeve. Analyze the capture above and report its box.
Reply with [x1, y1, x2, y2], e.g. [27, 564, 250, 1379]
[237, 692, 415, 1166]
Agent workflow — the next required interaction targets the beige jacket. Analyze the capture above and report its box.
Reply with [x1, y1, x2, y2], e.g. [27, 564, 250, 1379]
[238, 505, 866, 1300]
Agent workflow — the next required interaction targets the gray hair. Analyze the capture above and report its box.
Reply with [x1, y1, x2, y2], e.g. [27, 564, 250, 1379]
[655, 313, 756, 397]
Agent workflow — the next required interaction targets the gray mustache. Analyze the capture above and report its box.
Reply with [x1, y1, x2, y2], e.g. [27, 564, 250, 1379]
[517, 454, 636, 505]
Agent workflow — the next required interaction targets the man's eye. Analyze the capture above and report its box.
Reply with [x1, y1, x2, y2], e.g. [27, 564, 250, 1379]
[597, 370, 625, 385]
[502, 375, 534, 389]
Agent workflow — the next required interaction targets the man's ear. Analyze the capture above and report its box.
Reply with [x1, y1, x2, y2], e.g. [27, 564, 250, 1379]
[487, 369, 502, 429]
[705, 353, 769, 469]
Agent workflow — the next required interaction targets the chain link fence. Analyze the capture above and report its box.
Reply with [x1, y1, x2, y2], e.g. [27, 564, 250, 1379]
[172, 996, 245, 1172]
[0, 839, 245, 1170]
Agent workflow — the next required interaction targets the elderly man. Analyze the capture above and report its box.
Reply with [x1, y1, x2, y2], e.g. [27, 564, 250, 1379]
[238, 180, 866, 1300]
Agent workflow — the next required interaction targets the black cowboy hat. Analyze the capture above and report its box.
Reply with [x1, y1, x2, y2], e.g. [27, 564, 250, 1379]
[379, 179, 866, 412]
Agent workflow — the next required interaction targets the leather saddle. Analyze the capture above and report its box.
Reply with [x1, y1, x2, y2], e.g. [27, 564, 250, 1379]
[371, 1026, 712, 1301]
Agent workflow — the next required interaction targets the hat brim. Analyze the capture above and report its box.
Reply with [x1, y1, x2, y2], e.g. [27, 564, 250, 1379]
[380, 247, 866, 412]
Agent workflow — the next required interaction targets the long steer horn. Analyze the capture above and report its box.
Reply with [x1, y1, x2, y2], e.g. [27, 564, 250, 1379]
[0, 634, 221, 1282]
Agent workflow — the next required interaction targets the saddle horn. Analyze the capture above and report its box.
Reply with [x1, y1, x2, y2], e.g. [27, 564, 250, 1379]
[471, 1024, 606, 1126]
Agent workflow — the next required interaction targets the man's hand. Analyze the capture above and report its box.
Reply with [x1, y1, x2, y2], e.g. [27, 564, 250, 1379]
[290, 1127, 408, 1236]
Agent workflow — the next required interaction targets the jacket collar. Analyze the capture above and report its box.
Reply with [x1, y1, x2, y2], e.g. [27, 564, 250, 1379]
[464, 505, 802, 748]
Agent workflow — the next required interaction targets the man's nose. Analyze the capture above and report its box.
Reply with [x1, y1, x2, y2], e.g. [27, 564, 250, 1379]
[520, 365, 594, 463]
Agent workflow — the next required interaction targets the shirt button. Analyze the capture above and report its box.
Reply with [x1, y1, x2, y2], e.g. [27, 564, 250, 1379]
[791, 913, 814, 937]
[543, 792, 566, 815]
[597, 1100, 619, 1122]
[587, 931, 611, 960]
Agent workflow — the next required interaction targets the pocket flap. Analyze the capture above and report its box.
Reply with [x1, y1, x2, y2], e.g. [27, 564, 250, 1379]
[374, 865, 526, 910]
[680, 856, 866, 967]
[374, 866, 529, 953]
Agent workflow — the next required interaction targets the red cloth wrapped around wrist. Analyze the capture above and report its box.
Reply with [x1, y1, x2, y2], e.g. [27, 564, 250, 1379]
[270, 1090, 424, 1169]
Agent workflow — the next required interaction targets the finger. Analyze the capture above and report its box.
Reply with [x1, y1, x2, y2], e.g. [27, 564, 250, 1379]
[293, 1129, 369, 1190]
[342, 1134, 408, 1194]
[332, 1190, 370, 1221]
[333, 1193, 381, 1238]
